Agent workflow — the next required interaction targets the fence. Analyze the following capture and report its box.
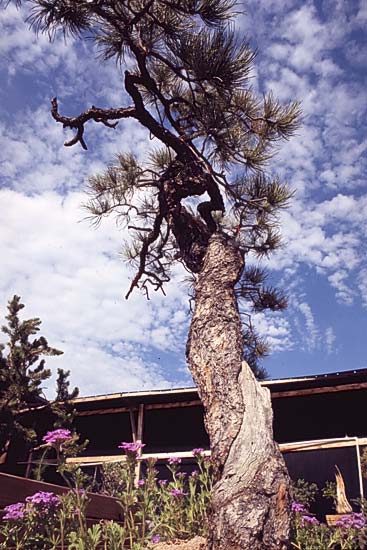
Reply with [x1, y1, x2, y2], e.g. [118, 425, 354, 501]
[0, 472, 122, 522]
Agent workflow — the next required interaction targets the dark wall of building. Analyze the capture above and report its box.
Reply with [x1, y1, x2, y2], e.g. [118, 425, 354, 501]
[284, 446, 363, 518]
[143, 406, 209, 453]
[273, 390, 366, 443]
[75, 412, 132, 456]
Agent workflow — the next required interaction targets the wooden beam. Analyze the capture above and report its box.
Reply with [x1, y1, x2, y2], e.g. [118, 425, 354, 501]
[65, 438, 367, 465]
[271, 382, 367, 399]
[0, 472, 122, 521]
[72, 387, 198, 404]
[67, 455, 126, 465]
[280, 437, 367, 453]
[66, 450, 211, 465]
[75, 383, 367, 418]
[76, 399, 202, 417]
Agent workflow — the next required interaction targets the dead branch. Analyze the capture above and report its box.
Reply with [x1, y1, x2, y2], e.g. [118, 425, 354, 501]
[51, 98, 136, 150]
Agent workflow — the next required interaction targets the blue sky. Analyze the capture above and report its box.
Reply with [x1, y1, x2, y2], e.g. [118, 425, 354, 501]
[0, 1, 366, 396]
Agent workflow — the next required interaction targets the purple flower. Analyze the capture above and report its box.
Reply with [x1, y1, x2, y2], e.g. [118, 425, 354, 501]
[137, 479, 145, 486]
[335, 513, 366, 530]
[118, 441, 145, 454]
[190, 470, 199, 478]
[192, 448, 205, 457]
[168, 456, 181, 466]
[158, 479, 168, 486]
[291, 502, 306, 514]
[26, 491, 60, 508]
[300, 515, 319, 526]
[3, 502, 26, 520]
[170, 488, 187, 497]
[42, 429, 72, 447]
[151, 534, 161, 543]
[177, 472, 186, 479]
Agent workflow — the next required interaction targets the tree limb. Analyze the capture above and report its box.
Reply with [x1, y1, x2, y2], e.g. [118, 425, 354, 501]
[50, 98, 136, 150]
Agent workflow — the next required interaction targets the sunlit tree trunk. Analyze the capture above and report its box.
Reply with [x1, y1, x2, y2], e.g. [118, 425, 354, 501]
[187, 233, 290, 550]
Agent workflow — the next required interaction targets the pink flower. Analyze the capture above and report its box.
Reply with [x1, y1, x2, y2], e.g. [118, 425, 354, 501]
[170, 488, 186, 497]
[192, 448, 205, 457]
[26, 491, 60, 508]
[300, 515, 319, 526]
[159, 479, 168, 486]
[291, 502, 306, 513]
[118, 441, 145, 454]
[190, 470, 199, 478]
[168, 456, 181, 466]
[335, 513, 366, 530]
[137, 479, 145, 486]
[42, 429, 72, 447]
[151, 534, 161, 543]
[3, 502, 26, 520]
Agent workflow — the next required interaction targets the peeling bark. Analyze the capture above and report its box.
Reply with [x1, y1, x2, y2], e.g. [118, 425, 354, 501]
[186, 233, 290, 550]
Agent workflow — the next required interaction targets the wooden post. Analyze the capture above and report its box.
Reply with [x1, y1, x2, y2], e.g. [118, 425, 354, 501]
[25, 449, 33, 478]
[134, 404, 144, 485]
[355, 438, 364, 500]
[129, 407, 137, 442]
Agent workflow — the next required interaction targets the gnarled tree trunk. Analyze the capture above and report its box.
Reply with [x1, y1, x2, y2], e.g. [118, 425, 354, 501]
[186, 233, 290, 550]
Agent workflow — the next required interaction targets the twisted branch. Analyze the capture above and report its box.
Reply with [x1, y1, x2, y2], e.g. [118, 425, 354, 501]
[51, 98, 136, 150]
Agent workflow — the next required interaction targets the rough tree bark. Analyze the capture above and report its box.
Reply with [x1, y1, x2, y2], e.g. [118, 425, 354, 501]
[187, 233, 290, 550]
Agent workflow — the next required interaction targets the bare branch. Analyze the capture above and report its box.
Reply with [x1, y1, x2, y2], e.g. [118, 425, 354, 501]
[51, 98, 136, 150]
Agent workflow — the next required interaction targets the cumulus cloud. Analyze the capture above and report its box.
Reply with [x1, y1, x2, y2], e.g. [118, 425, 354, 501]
[1, 0, 366, 388]
[325, 327, 336, 355]
[0, 190, 191, 396]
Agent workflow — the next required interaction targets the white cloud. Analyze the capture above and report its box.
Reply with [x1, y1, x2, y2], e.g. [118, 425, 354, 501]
[252, 311, 293, 352]
[295, 301, 319, 351]
[0, 189, 191, 396]
[325, 327, 336, 355]
[1, 0, 366, 386]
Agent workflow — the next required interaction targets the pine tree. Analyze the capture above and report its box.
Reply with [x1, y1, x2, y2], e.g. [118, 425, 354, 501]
[52, 368, 79, 429]
[1, 2, 301, 547]
[0, 295, 63, 456]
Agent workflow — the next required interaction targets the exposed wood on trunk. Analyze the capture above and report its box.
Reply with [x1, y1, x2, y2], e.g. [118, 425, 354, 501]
[186, 233, 290, 550]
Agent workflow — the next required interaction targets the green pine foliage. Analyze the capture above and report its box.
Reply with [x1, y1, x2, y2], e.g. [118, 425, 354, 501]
[0, 295, 63, 454]
[52, 368, 79, 430]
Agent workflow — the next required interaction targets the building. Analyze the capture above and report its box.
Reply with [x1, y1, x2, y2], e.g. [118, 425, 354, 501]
[2, 368, 366, 517]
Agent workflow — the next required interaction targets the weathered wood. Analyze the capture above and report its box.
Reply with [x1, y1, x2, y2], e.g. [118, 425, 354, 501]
[187, 233, 290, 550]
[0, 473, 122, 521]
[72, 387, 197, 404]
[281, 437, 367, 452]
[271, 382, 367, 398]
[66, 449, 211, 465]
[129, 406, 138, 441]
[77, 400, 202, 416]
[134, 404, 144, 484]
